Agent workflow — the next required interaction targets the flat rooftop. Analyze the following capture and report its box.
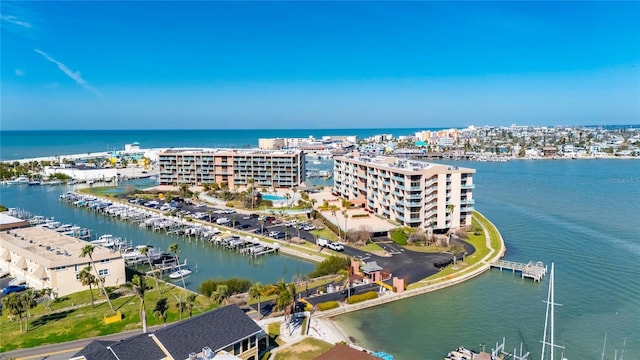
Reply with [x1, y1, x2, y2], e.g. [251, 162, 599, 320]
[159, 148, 302, 156]
[336, 153, 475, 173]
[1, 227, 121, 268]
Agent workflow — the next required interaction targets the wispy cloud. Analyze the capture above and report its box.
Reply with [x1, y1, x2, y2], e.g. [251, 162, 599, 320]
[33, 49, 103, 100]
[15, 69, 26, 76]
[0, 14, 32, 28]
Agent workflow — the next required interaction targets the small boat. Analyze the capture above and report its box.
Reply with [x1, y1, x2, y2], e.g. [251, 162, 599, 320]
[169, 267, 192, 279]
[5, 176, 29, 185]
[28, 181, 41, 186]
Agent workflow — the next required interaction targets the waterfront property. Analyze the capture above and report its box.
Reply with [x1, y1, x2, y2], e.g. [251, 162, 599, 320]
[332, 152, 475, 231]
[158, 148, 306, 188]
[0, 219, 126, 296]
[71, 304, 266, 360]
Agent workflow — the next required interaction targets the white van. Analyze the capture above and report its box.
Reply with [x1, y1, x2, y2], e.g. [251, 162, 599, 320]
[216, 217, 231, 225]
[317, 238, 330, 247]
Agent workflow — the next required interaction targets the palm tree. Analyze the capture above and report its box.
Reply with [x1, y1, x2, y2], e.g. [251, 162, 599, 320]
[258, 218, 265, 235]
[341, 210, 349, 241]
[210, 284, 229, 305]
[131, 275, 149, 333]
[331, 209, 341, 240]
[185, 293, 197, 318]
[175, 295, 185, 321]
[248, 177, 256, 209]
[249, 282, 263, 318]
[140, 246, 161, 294]
[78, 266, 98, 308]
[179, 183, 190, 199]
[153, 297, 169, 327]
[2, 293, 25, 332]
[168, 243, 187, 293]
[80, 244, 115, 312]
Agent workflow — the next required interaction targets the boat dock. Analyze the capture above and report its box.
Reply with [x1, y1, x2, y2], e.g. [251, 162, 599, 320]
[490, 260, 547, 282]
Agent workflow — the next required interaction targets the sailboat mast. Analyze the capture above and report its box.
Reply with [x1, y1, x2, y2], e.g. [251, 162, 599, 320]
[550, 262, 555, 360]
[541, 262, 553, 360]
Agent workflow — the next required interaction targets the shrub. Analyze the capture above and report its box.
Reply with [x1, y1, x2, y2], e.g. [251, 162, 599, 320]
[390, 228, 408, 245]
[346, 291, 378, 304]
[198, 278, 253, 297]
[309, 255, 350, 278]
[317, 301, 339, 311]
[351, 213, 369, 218]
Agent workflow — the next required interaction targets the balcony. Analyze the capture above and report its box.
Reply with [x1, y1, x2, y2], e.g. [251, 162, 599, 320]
[460, 199, 475, 205]
[461, 183, 475, 189]
[392, 175, 405, 182]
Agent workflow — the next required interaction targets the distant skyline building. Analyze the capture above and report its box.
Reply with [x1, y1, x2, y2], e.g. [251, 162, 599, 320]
[333, 152, 475, 231]
[158, 148, 305, 188]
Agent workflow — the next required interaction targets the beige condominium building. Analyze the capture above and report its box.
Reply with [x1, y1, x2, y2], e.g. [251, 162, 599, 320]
[333, 152, 475, 231]
[158, 148, 305, 188]
[0, 226, 126, 296]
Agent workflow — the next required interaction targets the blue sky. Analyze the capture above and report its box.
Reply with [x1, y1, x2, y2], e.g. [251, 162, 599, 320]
[1, 1, 639, 130]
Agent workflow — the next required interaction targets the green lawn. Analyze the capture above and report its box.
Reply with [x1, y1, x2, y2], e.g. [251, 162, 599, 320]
[0, 278, 216, 352]
[274, 337, 333, 360]
[408, 212, 503, 288]
[309, 228, 338, 241]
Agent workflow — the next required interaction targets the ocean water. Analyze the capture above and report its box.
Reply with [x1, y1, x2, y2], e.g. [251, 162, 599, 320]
[0, 129, 425, 161]
[1, 131, 639, 358]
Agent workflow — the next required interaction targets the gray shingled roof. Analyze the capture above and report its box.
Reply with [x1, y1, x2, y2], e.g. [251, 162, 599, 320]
[109, 333, 167, 360]
[71, 340, 117, 360]
[72, 305, 261, 360]
[155, 304, 263, 359]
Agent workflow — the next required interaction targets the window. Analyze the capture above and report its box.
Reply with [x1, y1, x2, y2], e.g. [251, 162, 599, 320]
[234, 342, 241, 355]
[99, 259, 110, 264]
[98, 269, 109, 276]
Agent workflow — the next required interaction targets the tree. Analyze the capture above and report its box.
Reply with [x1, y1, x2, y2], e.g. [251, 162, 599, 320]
[186, 294, 197, 318]
[2, 293, 26, 332]
[168, 243, 187, 293]
[80, 244, 115, 312]
[140, 246, 161, 294]
[175, 295, 186, 321]
[210, 284, 229, 305]
[179, 183, 190, 199]
[331, 209, 341, 240]
[450, 245, 465, 267]
[131, 275, 149, 333]
[78, 266, 98, 308]
[153, 298, 169, 327]
[249, 282, 263, 319]
[341, 210, 349, 241]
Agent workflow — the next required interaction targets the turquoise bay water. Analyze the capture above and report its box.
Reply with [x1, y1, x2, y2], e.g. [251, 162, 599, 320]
[336, 159, 640, 359]
[0, 179, 315, 291]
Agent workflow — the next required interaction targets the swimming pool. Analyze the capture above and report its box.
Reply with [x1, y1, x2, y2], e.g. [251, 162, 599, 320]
[261, 194, 286, 201]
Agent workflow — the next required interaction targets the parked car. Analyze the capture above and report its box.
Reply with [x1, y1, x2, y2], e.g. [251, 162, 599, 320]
[2, 284, 27, 295]
[272, 232, 286, 239]
[302, 225, 316, 231]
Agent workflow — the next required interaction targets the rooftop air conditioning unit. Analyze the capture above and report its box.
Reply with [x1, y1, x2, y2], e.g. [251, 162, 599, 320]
[202, 347, 213, 358]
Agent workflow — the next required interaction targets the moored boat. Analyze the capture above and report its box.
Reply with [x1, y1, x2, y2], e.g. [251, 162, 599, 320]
[169, 267, 192, 279]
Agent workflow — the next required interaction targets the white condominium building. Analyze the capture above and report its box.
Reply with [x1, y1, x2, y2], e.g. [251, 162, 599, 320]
[0, 226, 126, 296]
[158, 148, 305, 188]
[333, 152, 475, 231]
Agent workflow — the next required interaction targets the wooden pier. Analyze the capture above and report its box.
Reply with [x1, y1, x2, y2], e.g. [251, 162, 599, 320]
[490, 260, 547, 282]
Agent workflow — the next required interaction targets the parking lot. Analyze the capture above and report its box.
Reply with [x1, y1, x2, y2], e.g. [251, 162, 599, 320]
[123, 195, 473, 287]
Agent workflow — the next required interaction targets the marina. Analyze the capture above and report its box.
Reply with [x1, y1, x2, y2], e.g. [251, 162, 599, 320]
[59, 191, 282, 258]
